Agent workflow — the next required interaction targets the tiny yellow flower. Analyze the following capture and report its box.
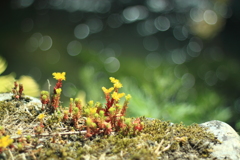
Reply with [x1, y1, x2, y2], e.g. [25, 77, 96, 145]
[89, 107, 97, 115]
[109, 77, 119, 83]
[17, 129, 22, 135]
[109, 77, 123, 88]
[56, 88, 62, 95]
[102, 87, 114, 94]
[38, 113, 45, 120]
[125, 94, 132, 101]
[114, 81, 123, 89]
[0, 135, 13, 148]
[88, 100, 94, 107]
[112, 92, 125, 101]
[52, 72, 66, 81]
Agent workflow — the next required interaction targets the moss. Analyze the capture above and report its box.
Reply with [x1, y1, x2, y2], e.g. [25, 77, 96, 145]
[0, 98, 220, 159]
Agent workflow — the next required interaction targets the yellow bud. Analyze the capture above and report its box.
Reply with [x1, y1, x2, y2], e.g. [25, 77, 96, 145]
[42, 95, 48, 100]
[56, 88, 62, 95]
[112, 92, 125, 101]
[125, 118, 132, 125]
[109, 77, 119, 83]
[17, 129, 22, 135]
[114, 82, 123, 89]
[88, 100, 94, 107]
[125, 94, 132, 101]
[89, 107, 97, 115]
[86, 117, 93, 127]
[84, 108, 90, 116]
[99, 110, 105, 117]
[102, 87, 114, 94]
[38, 113, 45, 120]
[109, 107, 116, 114]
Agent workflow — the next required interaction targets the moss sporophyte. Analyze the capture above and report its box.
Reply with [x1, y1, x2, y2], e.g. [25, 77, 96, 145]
[0, 72, 220, 159]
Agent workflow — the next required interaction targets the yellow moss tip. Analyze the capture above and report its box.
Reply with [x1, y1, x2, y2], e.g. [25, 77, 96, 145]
[52, 72, 66, 81]
[86, 117, 93, 127]
[114, 81, 123, 89]
[56, 88, 62, 94]
[102, 87, 114, 94]
[17, 129, 22, 135]
[0, 135, 13, 148]
[109, 77, 123, 89]
[109, 77, 118, 83]
[125, 94, 132, 101]
[38, 113, 45, 120]
[112, 92, 125, 101]
[88, 100, 94, 106]
[89, 107, 97, 115]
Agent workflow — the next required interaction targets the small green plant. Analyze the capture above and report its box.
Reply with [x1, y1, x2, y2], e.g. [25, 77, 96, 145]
[12, 81, 24, 100]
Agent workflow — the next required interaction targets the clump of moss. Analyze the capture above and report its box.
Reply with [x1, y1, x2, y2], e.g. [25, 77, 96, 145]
[0, 72, 220, 159]
[0, 98, 219, 159]
[7, 117, 217, 160]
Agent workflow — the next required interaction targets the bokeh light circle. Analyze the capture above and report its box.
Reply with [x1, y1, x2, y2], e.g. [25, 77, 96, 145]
[67, 40, 82, 56]
[39, 35, 53, 51]
[99, 48, 115, 62]
[104, 57, 120, 73]
[204, 10, 218, 25]
[173, 26, 188, 41]
[123, 6, 140, 22]
[87, 18, 103, 33]
[154, 16, 170, 31]
[63, 82, 77, 97]
[171, 49, 186, 64]
[74, 24, 90, 39]
[190, 8, 204, 22]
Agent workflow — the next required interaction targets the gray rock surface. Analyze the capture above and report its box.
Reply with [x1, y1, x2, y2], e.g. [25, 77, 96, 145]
[0, 93, 41, 109]
[200, 120, 240, 160]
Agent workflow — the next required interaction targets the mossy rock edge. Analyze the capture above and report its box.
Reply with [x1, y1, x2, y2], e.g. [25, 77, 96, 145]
[0, 94, 228, 160]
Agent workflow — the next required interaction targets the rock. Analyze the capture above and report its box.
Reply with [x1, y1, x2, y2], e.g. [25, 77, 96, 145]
[200, 120, 240, 160]
[0, 93, 14, 101]
[0, 93, 42, 110]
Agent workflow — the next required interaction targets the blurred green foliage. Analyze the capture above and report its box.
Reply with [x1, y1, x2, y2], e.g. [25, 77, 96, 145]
[75, 53, 232, 125]
[0, 56, 40, 97]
